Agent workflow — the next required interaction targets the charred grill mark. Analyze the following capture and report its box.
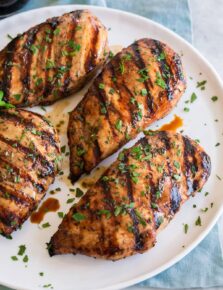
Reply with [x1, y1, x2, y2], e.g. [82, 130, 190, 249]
[0, 184, 34, 206]
[111, 53, 138, 126]
[0, 156, 45, 193]
[159, 131, 171, 150]
[22, 109, 53, 128]
[200, 151, 211, 179]
[99, 179, 118, 257]
[182, 136, 192, 193]
[150, 39, 172, 100]
[122, 83, 138, 127]
[0, 205, 21, 228]
[140, 137, 157, 205]
[131, 42, 154, 114]
[0, 134, 55, 178]
[170, 185, 181, 214]
[93, 74, 119, 138]
[74, 107, 88, 173]
[93, 140, 101, 164]
[123, 155, 144, 251]
[84, 18, 99, 72]
[182, 136, 198, 195]
[1, 38, 18, 101]
[0, 110, 59, 150]
[22, 28, 39, 105]
[42, 20, 59, 99]
[63, 11, 83, 93]
[160, 132, 181, 214]
[173, 53, 185, 82]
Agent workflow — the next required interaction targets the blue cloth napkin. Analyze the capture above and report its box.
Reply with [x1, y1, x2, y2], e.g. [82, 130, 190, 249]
[16, 0, 192, 43]
[0, 1, 222, 290]
[136, 223, 223, 289]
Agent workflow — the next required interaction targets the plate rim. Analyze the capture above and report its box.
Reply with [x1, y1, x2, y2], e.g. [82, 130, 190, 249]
[0, 4, 223, 290]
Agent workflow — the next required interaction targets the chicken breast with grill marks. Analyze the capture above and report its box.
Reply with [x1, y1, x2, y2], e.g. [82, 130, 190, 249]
[0, 10, 108, 107]
[68, 38, 186, 182]
[49, 131, 211, 260]
[0, 109, 61, 236]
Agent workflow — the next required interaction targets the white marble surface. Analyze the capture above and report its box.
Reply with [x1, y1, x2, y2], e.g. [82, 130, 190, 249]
[127, 0, 223, 289]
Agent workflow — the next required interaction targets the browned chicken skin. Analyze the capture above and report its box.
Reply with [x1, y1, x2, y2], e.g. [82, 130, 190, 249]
[0, 10, 108, 107]
[0, 109, 61, 236]
[68, 38, 186, 182]
[49, 131, 211, 260]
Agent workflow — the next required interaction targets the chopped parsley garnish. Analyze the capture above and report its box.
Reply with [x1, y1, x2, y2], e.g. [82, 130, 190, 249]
[53, 28, 60, 35]
[42, 222, 51, 228]
[115, 119, 122, 132]
[35, 77, 43, 87]
[98, 83, 105, 89]
[18, 245, 26, 256]
[67, 198, 75, 204]
[76, 187, 84, 198]
[155, 72, 167, 89]
[0, 90, 15, 109]
[211, 96, 218, 102]
[157, 165, 164, 173]
[157, 52, 165, 61]
[215, 143, 220, 147]
[201, 207, 208, 212]
[46, 59, 55, 69]
[196, 80, 207, 89]
[184, 107, 190, 112]
[119, 61, 125, 74]
[23, 255, 29, 263]
[101, 176, 109, 182]
[11, 256, 18, 261]
[30, 44, 38, 54]
[39, 272, 44, 276]
[68, 40, 81, 52]
[58, 212, 64, 218]
[127, 224, 134, 233]
[114, 206, 122, 216]
[141, 88, 147, 96]
[72, 212, 86, 222]
[195, 216, 202, 226]
[137, 68, 149, 82]
[173, 174, 181, 180]
[216, 175, 222, 180]
[109, 88, 115, 94]
[135, 210, 146, 227]
[173, 161, 180, 169]
[118, 152, 125, 161]
[190, 92, 197, 103]
[184, 224, 189, 234]
[151, 202, 158, 209]
[100, 105, 107, 115]
[13, 94, 21, 101]
[76, 147, 85, 157]
[155, 191, 161, 199]
[61, 145, 66, 154]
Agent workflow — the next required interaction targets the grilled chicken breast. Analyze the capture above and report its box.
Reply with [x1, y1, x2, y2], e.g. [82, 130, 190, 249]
[0, 10, 108, 107]
[49, 131, 211, 260]
[0, 109, 61, 236]
[68, 38, 186, 182]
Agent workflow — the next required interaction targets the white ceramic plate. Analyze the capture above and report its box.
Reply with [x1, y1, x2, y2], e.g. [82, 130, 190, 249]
[0, 5, 223, 290]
